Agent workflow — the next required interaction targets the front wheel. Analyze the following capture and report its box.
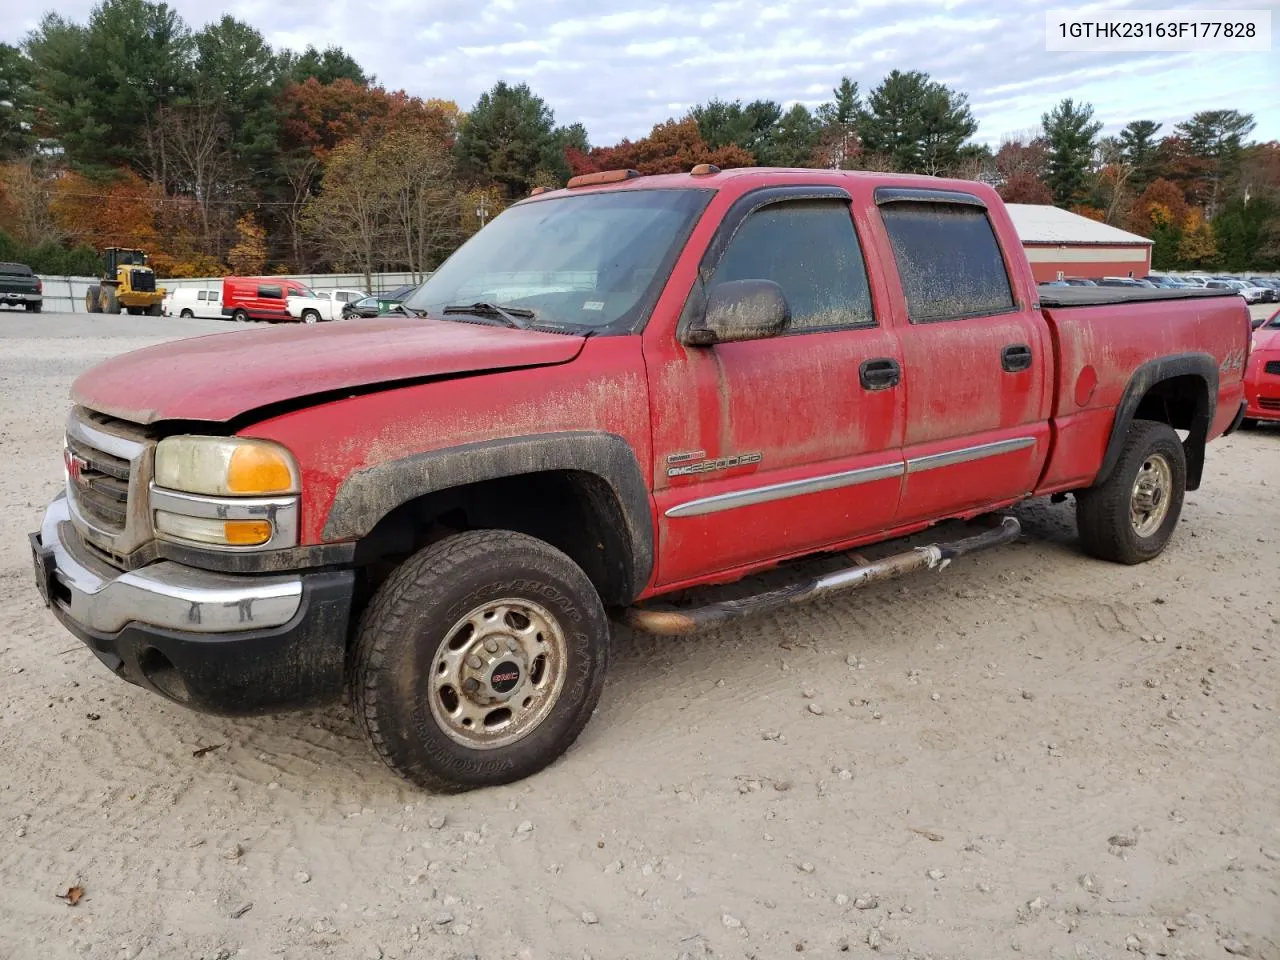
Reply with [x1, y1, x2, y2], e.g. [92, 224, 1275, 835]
[1076, 419, 1186, 565]
[351, 530, 610, 791]
[180, 308, 194, 318]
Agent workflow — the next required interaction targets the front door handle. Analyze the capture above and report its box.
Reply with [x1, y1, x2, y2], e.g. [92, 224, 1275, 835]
[859, 357, 901, 391]
[1001, 343, 1033, 373]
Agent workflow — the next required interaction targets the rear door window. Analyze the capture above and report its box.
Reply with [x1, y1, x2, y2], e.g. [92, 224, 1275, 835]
[879, 202, 1015, 323]
[258, 284, 283, 300]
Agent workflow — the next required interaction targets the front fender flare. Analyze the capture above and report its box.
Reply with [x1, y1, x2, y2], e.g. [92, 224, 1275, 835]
[323, 431, 654, 598]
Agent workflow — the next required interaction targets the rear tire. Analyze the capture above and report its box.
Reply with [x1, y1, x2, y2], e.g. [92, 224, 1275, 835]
[1076, 419, 1186, 565]
[233, 309, 249, 323]
[126, 306, 142, 316]
[351, 530, 610, 791]
[147, 304, 162, 317]
[180, 308, 194, 318]
[301, 309, 320, 324]
[85, 286, 102, 314]
[26, 302, 41, 313]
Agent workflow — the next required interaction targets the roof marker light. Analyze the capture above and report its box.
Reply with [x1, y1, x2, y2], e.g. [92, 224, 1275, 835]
[566, 169, 642, 188]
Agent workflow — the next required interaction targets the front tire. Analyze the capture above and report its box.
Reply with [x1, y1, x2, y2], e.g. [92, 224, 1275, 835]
[1076, 419, 1186, 565]
[180, 308, 194, 318]
[351, 530, 610, 791]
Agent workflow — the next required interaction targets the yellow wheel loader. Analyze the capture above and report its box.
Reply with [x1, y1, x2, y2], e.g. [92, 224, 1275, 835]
[85, 248, 167, 316]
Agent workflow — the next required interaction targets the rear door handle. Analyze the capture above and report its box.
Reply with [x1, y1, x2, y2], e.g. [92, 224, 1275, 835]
[1001, 343, 1033, 373]
[859, 357, 901, 390]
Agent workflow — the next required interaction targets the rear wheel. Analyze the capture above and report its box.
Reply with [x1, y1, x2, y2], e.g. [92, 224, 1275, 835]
[351, 530, 610, 791]
[126, 306, 142, 316]
[301, 309, 320, 324]
[1076, 419, 1186, 565]
[147, 303, 162, 317]
[26, 302, 41, 313]
[233, 308, 249, 323]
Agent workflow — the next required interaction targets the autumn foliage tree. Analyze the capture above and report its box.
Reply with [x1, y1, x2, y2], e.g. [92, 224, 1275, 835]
[227, 213, 267, 274]
[578, 118, 754, 176]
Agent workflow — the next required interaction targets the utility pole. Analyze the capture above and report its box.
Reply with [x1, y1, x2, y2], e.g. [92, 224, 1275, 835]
[475, 195, 489, 228]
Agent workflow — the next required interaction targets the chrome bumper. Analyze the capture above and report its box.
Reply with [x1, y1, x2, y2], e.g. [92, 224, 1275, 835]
[36, 495, 303, 634]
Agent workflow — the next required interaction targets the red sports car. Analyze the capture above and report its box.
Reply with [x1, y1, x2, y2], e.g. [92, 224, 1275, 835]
[1244, 307, 1280, 426]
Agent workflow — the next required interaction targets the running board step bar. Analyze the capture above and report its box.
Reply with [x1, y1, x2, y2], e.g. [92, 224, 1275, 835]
[623, 516, 1021, 636]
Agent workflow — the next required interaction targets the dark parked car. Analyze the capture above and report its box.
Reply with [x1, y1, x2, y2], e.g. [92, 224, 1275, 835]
[0, 261, 43, 312]
[342, 295, 382, 319]
[1063, 277, 1098, 286]
[342, 291, 418, 319]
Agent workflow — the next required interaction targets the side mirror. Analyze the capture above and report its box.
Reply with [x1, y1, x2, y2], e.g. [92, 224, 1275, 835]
[682, 279, 791, 346]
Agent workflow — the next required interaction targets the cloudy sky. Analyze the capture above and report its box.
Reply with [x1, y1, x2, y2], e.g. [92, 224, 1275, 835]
[4, 0, 1276, 147]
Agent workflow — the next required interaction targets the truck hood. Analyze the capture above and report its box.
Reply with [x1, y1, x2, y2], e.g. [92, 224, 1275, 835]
[72, 317, 587, 425]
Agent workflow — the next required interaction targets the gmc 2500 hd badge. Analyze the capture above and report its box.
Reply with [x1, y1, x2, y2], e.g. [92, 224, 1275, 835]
[666, 451, 763, 477]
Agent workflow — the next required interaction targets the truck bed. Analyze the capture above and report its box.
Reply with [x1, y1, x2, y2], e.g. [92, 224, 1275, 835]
[1037, 286, 1237, 308]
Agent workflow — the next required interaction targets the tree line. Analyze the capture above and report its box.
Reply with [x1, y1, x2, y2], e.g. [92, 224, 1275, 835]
[0, 0, 1275, 280]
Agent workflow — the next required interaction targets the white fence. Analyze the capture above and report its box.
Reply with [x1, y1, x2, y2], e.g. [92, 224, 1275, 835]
[35, 272, 426, 314]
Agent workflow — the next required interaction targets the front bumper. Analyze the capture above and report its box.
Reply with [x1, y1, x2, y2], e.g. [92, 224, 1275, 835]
[31, 495, 354, 715]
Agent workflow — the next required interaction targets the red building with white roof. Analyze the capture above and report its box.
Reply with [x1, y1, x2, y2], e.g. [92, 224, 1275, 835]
[1005, 203, 1153, 283]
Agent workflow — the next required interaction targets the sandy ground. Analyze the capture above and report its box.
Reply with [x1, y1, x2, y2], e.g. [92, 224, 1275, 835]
[1, 309, 1278, 960]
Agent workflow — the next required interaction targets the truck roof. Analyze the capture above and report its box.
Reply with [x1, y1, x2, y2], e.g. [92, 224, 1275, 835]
[520, 166, 1002, 205]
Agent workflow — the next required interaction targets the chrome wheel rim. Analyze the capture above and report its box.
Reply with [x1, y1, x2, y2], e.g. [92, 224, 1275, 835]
[1130, 453, 1172, 537]
[428, 598, 567, 750]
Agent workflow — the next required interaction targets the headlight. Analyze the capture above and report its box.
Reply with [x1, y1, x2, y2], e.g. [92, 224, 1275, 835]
[154, 436, 299, 496]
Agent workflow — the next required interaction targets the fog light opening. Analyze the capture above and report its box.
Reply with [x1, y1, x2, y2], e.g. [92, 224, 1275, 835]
[137, 647, 191, 704]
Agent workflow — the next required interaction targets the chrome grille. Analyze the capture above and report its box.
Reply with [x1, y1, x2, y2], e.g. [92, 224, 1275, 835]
[66, 433, 130, 531]
[65, 408, 154, 560]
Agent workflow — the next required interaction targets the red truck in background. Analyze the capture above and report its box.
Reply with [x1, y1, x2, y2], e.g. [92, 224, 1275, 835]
[31, 167, 1250, 791]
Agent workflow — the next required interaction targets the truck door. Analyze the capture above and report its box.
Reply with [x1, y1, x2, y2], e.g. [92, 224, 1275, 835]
[874, 190, 1051, 523]
[644, 187, 907, 588]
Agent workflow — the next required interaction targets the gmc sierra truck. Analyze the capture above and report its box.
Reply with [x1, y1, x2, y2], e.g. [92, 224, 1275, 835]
[31, 167, 1251, 791]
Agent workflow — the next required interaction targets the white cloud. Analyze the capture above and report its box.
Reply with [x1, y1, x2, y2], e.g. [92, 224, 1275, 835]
[1, 0, 1273, 147]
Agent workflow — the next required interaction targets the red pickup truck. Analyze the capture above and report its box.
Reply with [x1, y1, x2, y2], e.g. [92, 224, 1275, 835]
[31, 167, 1250, 790]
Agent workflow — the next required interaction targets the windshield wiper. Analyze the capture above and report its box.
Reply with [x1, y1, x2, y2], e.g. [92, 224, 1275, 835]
[441, 302, 535, 329]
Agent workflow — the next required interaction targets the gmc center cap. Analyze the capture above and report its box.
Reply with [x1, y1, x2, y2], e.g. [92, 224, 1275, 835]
[490, 661, 521, 694]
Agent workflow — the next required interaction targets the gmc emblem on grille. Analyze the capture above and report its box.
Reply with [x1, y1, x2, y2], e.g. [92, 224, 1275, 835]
[64, 448, 88, 482]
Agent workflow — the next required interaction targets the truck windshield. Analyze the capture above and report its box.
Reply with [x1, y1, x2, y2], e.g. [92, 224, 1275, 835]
[403, 189, 711, 332]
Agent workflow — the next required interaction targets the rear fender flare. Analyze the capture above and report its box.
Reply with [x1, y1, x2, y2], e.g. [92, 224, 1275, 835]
[323, 431, 654, 599]
[1096, 353, 1217, 491]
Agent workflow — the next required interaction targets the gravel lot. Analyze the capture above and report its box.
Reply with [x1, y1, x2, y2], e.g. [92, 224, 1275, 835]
[1, 309, 1278, 960]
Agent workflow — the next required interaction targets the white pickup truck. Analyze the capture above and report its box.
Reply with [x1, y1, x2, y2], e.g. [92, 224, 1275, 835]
[285, 287, 368, 323]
